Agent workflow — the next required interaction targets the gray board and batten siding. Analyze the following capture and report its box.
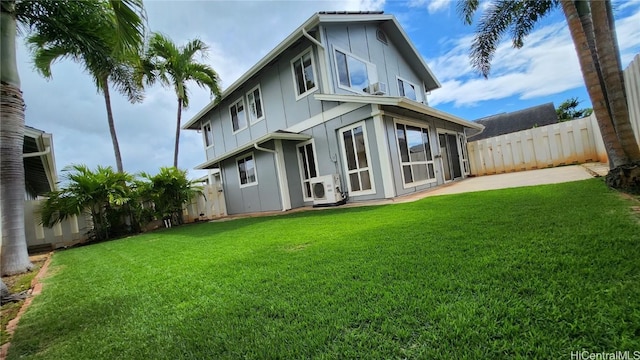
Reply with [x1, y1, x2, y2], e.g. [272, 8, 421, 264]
[201, 37, 326, 161]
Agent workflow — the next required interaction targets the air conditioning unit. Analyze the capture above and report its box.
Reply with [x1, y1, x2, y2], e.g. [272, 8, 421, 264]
[311, 174, 345, 206]
[368, 82, 387, 95]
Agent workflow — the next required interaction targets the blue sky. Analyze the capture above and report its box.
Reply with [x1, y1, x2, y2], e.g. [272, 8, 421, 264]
[17, 0, 640, 179]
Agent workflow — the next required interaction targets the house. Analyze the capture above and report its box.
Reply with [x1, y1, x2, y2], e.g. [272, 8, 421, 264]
[23, 126, 58, 199]
[183, 11, 484, 215]
[468, 103, 557, 141]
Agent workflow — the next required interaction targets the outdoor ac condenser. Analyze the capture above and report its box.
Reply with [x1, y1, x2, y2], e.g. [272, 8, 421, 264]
[310, 174, 344, 206]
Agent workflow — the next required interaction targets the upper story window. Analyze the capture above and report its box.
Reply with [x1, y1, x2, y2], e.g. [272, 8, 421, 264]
[334, 48, 372, 93]
[202, 121, 213, 148]
[291, 47, 318, 100]
[246, 85, 264, 123]
[397, 77, 422, 102]
[230, 98, 247, 133]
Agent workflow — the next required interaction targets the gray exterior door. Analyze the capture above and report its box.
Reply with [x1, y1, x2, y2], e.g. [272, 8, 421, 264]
[439, 132, 462, 181]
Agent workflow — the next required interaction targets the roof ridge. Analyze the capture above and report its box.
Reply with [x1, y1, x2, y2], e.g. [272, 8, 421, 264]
[317, 11, 384, 15]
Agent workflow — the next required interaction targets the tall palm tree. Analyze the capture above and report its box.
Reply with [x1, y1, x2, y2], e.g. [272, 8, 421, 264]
[139, 33, 221, 168]
[0, 0, 144, 278]
[458, 0, 640, 190]
[27, 1, 145, 173]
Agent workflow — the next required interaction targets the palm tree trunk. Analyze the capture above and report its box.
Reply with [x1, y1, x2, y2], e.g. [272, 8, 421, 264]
[561, 0, 628, 168]
[1, 3, 34, 276]
[102, 75, 125, 173]
[173, 98, 182, 168]
[590, 0, 640, 161]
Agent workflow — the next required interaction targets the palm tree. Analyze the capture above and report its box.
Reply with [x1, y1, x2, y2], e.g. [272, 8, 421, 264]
[27, 1, 145, 173]
[0, 0, 144, 278]
[458, 0, 640, 191]
[41, 165, 134, 242]
[139, 33, 221, 168]
[138, 167, 202, 226]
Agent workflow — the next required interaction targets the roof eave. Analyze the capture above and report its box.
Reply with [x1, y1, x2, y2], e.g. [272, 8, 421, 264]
[195, 132, 312, 169]
[314, 93, 483, 131]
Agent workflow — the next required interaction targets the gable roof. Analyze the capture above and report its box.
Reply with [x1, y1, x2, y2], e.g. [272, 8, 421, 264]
[469, 103, 558, 141]
[183, 11, 440, 130]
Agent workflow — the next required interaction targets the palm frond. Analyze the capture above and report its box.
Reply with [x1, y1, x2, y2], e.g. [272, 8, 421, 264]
[510, 0, 557, 48]
[108, 0, 145, 55]
[457, 0, 480, 25]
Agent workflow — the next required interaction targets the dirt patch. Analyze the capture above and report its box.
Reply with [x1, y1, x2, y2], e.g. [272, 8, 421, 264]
[1, 253, 52, 356]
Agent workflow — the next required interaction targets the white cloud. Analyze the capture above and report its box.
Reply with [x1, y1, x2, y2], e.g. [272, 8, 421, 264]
[426, 6, 640, 108]
[409, 0, 451, 14]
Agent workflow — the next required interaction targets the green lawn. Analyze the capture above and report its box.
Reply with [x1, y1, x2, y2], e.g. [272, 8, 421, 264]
[7, 179, 640, 359]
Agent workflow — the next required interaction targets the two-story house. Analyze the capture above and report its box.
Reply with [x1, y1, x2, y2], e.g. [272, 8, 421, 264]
[183, 11, 484, 216]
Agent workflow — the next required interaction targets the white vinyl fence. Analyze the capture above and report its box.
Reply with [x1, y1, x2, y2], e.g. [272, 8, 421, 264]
[625, 54, 640, 147]
[467, 54, 640, 176]
[467, 116, 607, 176]
[24, 185, 224, 252]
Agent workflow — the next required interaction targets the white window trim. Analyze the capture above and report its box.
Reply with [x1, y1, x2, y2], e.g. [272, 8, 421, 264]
[333, 45, 376, 95]
[201, 121, 214, 149]
[230, 97, 248, 134]
[246, 84, 265, 124]
[296, 139, 319, 202]
[236, 152, 258, 188]
[394, 119, 437, 189]
[339, 121, 376, 196]
[290, 46, 319, 101]
[396, 76, 423, 103]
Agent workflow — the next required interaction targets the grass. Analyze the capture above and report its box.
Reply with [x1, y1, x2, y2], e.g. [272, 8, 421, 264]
[1, 260, 44, 345]
[6, 179, 640, 359]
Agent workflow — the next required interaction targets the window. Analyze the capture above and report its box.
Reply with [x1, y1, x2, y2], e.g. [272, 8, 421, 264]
[395, 121, 436, 187]
[237, 153, 257, 187]
[397, 77, 420, 102]
[335, 49, 370, 92]
[202, 121, 213, 148]
[297, 140, 318, 201]
[376, 28, 388, 45]
[230, 98, 247, 133]
[246, 85, 264, 123]
[340, 122, 374, 195]
[291, 48, 318, 99]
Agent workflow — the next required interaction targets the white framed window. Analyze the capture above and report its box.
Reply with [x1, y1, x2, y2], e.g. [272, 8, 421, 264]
[296, 140, 319, 201]
[236, 153, 257, 187]
[230, 98, 248, 133]
[202, 121, 213, 148]
[339, 122, 375, 196]
[397, 77, 422, 102]
[395, 120, 436, 187]
[246, 85, 265, 124]
[334, 47, 375, 93]
[291, 47, 318, 100]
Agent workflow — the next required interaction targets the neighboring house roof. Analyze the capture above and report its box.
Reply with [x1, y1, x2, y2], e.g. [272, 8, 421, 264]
[469, 103, 557, 141]
[183, 11, 441, 130]
[23, 126, 58, 196]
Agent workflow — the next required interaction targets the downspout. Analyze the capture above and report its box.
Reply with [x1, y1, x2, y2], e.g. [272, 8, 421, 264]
[23, 146, 50, 158]
[302, 28, 324, 49]
[254, 142, 291, 211]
